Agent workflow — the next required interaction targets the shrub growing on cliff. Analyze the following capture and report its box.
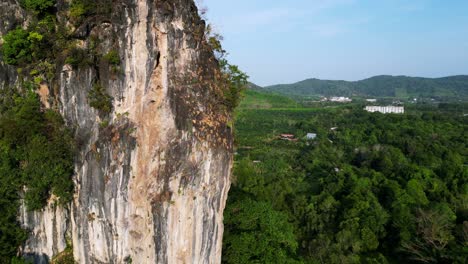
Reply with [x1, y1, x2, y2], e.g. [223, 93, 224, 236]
[1, 28, 44, 66]
[221, 61, 248, 110]
[88, 83, 113, 115]
[69, 0, 112, 23]
[103, 50, 120, 65]
[103, 50, 121, 75]
[65, 46, 92, 69]
[21, 0, 55, 14]
[205, 25, 248, 110]
[50, 237, 74, 264]
[69, 0, 92, 22]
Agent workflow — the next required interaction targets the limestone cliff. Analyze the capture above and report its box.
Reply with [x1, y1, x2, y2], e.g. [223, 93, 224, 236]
[1, 0, 232, 263]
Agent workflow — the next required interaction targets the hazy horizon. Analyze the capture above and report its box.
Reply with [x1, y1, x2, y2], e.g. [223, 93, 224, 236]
[201, 0, 468, 86]
[260, 74, 468, 87]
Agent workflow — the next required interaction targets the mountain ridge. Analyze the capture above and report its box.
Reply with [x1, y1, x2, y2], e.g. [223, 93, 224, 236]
[261, 75, 468, 99]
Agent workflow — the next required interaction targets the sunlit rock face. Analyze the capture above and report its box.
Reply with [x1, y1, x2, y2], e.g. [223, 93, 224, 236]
[1, 0, 232, 263]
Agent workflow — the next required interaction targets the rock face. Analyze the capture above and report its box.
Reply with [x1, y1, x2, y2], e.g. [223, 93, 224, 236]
[0, 0, 26, 88]
[1, 0, 233, 263]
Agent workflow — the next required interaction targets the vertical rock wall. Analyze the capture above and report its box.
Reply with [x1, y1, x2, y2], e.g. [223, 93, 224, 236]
[1, 0, 232, 263]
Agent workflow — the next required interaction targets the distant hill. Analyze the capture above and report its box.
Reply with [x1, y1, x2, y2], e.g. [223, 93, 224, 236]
[239, 89, 299, 109]
[246, 82, 265, 92]
[264, 75, 468, 99]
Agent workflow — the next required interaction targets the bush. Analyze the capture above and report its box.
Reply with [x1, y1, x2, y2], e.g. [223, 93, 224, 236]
[69, 0, 109, 22]
[69, 0, 87, 20]
[50, 237, 74, 264]
[2, 28, 30, 65]
[204, 28, 248, 111]
[65, 46, 92, 69]
[103, 50, 120, 65]
[88, 84, 113, 114]
[21, 0, 55, 14]
[1, 28, 44, 65]
[221, 61, 248, 110]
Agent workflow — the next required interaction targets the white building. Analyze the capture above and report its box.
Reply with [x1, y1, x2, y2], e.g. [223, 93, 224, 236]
[365, 106, 405, 114]
[306, 133, 317, 140]
[330, 97, 352, 102]
[366, 99, 377, 102]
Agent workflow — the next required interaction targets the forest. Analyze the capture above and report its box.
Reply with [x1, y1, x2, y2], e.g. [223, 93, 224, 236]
[222, 95, 467, 263]
[264, 75, 468, 100]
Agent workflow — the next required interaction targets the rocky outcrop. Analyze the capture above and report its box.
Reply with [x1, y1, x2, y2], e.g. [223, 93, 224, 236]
[1, 0, 232, 263]
[0, 0, 26, 88]
[20, 197, 69, 263]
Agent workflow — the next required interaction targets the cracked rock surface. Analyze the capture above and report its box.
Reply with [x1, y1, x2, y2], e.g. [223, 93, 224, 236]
[1, 1, 232, 263]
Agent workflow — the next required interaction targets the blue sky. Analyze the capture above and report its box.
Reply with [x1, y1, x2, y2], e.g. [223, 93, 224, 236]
[199, 0, 468, 86]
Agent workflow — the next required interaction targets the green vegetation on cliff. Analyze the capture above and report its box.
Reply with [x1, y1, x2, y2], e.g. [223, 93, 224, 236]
[0, 2, 248, 262]
[205, 25, 249, 111]
[1, 0, 116, 116]
[0, 1, 77, 262]
[1, 28, 43, 66]
[21, 0, 55, 14]
[0, 88, 75, 262]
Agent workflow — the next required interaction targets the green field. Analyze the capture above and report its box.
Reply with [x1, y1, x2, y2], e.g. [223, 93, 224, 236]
[239, 89, 300, 109]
